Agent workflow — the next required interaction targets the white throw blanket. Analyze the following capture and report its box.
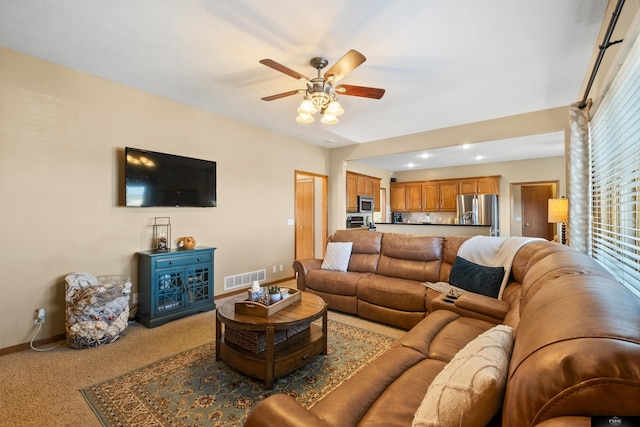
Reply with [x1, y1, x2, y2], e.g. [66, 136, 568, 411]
[457, 236, 542, 299]
[424, 236, 542, 299]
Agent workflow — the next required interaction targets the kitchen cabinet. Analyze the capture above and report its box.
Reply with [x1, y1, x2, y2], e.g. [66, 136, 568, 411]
[390, 183, 406, 212]
[439, 181, 459, 211]
[477, 177, 500, 194]
[391, 176, 500, 213]
[346, 171, 382, 212]
[421, 181, 458, 212]
[406, 183, 423, 211]
[136, 247, 216, 328]
[458, 176, 500, 195]
[346, 173, 358, 212]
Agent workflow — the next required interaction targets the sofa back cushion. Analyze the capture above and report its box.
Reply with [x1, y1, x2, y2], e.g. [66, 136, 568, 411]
[376, 233, 443, 282]
[331, 229, 382, 273]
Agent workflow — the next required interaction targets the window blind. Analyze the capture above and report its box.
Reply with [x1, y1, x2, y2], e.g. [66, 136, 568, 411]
[590, 30, 640, 298]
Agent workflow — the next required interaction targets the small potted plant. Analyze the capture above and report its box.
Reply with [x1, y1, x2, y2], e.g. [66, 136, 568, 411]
[268, 285, 281, 304]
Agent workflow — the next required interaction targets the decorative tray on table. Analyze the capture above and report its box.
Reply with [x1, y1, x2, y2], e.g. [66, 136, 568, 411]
[235, 288, 301, 317]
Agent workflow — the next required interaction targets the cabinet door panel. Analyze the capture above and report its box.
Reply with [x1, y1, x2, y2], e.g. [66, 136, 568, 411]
[346, 173, 358, 212]
[156, 270, 184, 311]
[459, 180, 477, 195]
[186, 265, 211, 304]
[406, 184, 422, 211]
[477, 178, 499, 195]
[390, 184, 406, 212]
[439, 182, 459, 211]
[372, 180, 381, 212]
[422, 183, 439, 211]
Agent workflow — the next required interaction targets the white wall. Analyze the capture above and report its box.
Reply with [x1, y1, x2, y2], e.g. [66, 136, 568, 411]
[0, 48, 329, 349]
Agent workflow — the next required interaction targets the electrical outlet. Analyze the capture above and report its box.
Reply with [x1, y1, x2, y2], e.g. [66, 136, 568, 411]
[34, 308, 45, 325]
[132, 293, 139, 304]
[279, 264, 283, 271]
[272, 265, 277, 273]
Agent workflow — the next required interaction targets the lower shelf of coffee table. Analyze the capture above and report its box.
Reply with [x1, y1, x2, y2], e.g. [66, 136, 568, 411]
[218, 324, 325, 385]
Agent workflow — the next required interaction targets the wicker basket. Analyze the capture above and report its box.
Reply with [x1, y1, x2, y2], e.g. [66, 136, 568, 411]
[64, 274, 131, 349]
[225, 327, 287, 353]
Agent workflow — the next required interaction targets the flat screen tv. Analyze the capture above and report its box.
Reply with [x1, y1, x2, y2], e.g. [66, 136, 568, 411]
[125, 147, 217, 207]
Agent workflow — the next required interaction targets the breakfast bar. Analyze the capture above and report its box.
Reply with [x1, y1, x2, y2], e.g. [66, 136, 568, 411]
[373, 222, 493, 236]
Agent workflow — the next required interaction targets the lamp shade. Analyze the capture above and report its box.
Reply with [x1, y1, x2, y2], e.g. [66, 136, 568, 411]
[324, 100, 344, 116]
[548, 198, 568, 223]
[297, 99, 317, 115]
[296, 113, 314, 123]
[321, 114, 339, 124]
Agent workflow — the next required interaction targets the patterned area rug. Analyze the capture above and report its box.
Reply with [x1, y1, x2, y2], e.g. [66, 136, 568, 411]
[81, 320, 396, 426]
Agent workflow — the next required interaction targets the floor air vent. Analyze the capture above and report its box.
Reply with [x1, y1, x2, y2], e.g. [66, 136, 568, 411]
[224, 269, 266, 291]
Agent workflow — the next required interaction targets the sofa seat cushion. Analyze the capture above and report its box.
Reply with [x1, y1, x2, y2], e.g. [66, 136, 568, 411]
[397, 310, 496, 362]
[312, 309, 497, 427]
[357, 358, 445, 427]
[305, 269, 369, 296]
[413, 325, 514, 427]
[357, 275, 427, 312]
[310, 345, 436, 427]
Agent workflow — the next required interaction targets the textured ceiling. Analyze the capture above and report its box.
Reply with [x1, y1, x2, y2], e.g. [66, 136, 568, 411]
[0, 1, 607, 169]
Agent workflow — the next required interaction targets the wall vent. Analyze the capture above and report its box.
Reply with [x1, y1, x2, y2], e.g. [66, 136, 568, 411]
[224, 269, 266, 291]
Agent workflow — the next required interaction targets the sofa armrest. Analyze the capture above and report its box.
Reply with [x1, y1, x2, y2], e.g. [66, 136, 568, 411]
[455, 292, 510, 320]
[292, 258, 323, 291]
[244, 394, 330, 427]
[431, 293, 509, 324]
[534, 417, 591, 427]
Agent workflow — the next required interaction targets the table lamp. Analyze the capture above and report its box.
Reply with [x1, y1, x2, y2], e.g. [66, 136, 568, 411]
[548, 198, 568, 244]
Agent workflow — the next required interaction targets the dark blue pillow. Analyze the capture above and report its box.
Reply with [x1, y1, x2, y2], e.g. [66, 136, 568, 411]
[448, 256, 505, 298]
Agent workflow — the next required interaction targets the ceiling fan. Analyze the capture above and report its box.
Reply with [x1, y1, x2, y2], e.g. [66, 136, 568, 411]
[259, 49, 385, 124]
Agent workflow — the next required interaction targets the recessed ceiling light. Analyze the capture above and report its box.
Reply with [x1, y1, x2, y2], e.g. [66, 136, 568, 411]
[407, 163, 416, 168]
[420, 153, 430, 159]
[461, 144, 471, 149]
[474, 155, 483, 161]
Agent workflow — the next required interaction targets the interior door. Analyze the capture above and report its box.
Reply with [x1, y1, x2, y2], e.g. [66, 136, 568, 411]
[295, 178, 314, 260]
[521, 185, 554, 240]
[295, 171, 328, 261]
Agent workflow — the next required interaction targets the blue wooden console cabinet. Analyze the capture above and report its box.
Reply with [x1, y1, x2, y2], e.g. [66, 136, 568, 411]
[136, 246, 216, 328]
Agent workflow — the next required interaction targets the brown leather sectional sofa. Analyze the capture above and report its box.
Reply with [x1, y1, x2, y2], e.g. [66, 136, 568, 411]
[245, 230, 640, 426]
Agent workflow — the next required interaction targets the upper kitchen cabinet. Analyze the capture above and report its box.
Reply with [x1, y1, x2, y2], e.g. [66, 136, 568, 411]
[346, 173, 358, 212]
[458, 176, 500, 195]
[346, 171, 382, 212]
[390, 183, 407, 212]
[405, 183, 423, 212]
[422, 181, 458, 212]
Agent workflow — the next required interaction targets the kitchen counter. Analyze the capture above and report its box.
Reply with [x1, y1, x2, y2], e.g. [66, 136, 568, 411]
[374, 222, 493, 236]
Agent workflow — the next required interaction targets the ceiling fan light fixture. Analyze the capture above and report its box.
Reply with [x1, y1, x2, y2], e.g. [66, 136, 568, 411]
[296, 112, 314, 123]
[297, 99, 317, 114]
[325, 100, 344, 116]
[321, 114, 339, 125]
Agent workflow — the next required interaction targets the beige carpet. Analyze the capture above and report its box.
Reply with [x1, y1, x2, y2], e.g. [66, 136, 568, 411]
[0, 287, 405, 427]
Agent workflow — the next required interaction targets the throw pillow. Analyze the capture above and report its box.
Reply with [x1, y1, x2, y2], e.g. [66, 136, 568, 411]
[321, 242, 353, 272]
[412, 324, 514, 427]
[448, 256, 505, 298]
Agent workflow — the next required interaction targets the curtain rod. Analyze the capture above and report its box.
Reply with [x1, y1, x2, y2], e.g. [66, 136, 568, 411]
[578, 0, 625, 109]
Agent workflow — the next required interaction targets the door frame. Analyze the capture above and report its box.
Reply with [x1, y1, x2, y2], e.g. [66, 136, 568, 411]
[294, 170, 328, 260]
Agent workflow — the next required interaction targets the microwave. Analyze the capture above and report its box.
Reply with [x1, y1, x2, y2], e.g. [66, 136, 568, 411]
[358, 196, 374, 213]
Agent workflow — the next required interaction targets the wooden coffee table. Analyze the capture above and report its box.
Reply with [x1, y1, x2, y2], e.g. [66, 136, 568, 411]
[215, 291, 327, 389]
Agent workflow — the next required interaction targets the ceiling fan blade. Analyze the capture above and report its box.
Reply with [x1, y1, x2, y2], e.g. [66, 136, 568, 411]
[324, 49, 366, 82]
[335, 84, 385, 99]
[261, 89, 304, 101]
[259, 59, 309, 82]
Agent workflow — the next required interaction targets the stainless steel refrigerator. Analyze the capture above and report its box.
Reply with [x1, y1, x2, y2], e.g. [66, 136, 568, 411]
[457, 194, 499, 236]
